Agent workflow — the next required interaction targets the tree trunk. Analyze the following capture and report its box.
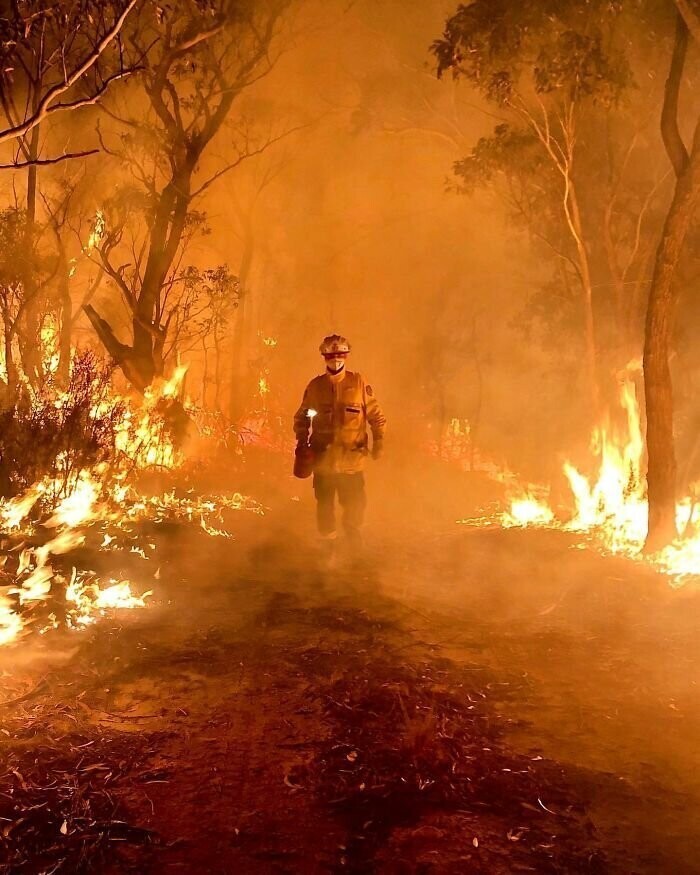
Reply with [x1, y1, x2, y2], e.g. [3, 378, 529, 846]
[3, 310, 17, 401]
[55, 238, 72, 385]
[213, 329, 222, 412]
[228, 223, 254, 422]
[19, 124, 42, 385]
[643, 136, 700, 549]
[201, 337, 209, 407]
[131, 177, 190, 385]
[89, 168, 194, 391]
[83, 303, 148, 392]
[643, 11, 700, 550]
[469, 315, 483, 473]
[568, 184, 599, 416]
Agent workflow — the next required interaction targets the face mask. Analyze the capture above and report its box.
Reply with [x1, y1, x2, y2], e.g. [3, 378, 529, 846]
[325, 357, 346, 374]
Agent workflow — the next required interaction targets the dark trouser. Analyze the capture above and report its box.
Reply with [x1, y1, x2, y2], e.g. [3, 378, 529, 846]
[313, 472, 366, 539]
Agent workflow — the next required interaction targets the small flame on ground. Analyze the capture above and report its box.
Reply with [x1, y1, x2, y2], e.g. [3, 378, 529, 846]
[0, 596, 23, 645]
[502, 492, 554, 528]
[490, 376, 700, 585]
[66, 569, 151, 627]
[46, 473, 101, 529]
[0, 322, 266, 649]
[1, 482, 46, 531]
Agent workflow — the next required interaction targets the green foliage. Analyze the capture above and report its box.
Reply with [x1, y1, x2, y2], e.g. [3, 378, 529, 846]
[179, 264, 239, 339]
[0, 209, 32, 292]
[452, 124, 543, 192]
[433, 0, 631, 106]
[0, 207, 54, 320]
[434, 0, 673, 364]
[534, 30, 632, 104]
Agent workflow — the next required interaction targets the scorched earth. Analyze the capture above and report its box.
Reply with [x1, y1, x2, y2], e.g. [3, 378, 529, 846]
[1, 448, 699, 875]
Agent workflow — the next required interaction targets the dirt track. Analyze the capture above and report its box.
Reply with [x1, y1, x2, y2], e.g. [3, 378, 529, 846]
[2, 457, 700, 873]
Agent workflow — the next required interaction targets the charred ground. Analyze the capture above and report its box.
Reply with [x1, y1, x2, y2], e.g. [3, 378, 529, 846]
[1, 456, 699, 874]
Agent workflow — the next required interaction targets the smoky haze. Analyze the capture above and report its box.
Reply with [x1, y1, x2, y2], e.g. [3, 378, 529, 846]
[198, 0, 565, 485]
[0, 0, 618, 490]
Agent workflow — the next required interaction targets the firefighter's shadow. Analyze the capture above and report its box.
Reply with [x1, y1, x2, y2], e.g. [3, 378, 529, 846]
[245, 534, 382, 601]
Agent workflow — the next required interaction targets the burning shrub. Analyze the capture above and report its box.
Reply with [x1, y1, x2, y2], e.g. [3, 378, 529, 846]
[0, 350, 124, 502]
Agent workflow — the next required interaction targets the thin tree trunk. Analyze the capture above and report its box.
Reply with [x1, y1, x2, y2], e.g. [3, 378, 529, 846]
[644, 12, 700, 550]
[643, 137, 700, 548]
[54, 236, 72, 385]
[568, 184, 599, 415]
[213, 328, 222, 412]
[469, 315, 483, 473]
[201, 338, 209, 407]
[3, 310, 17, 400]
[228, 223, 254, 421]
[20, 124, 42, 385]
[132, 173, 192, 385]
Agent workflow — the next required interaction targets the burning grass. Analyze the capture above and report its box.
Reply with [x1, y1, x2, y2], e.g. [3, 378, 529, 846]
[0, 343, 265, 648]
[457, 373, 700, 587]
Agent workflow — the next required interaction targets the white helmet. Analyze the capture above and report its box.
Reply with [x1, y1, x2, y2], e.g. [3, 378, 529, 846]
[319, 334, 351, 355]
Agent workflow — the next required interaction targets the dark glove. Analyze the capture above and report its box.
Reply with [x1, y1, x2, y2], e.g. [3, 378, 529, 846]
[372, 439, 384, 461]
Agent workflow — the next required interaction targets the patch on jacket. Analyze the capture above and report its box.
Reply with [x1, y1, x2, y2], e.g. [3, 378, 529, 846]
[366, 385, 373, 396]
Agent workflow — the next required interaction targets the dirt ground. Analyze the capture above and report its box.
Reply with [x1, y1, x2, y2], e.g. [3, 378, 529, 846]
[2, 453, 700, 874]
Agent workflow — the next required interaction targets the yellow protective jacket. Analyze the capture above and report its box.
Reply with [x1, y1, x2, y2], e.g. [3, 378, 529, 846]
[294, 370, 386, 474]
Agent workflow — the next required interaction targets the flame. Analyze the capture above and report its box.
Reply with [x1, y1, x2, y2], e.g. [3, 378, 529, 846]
[200, 516, 233, 538]
[66, 569, 151, 627]
[45, 472, 101, 529]
[109, 369, 190, 469]
[161, 364, 188, 399]
[0, 477, 264, 646]
[0, 481, 46, 531]
[40, 316, 61, 376]
[16, 565, 53, 604]
[502, 491, 554, 528]
[563, 382, 647, 549]
[0, 321, 265, 648]
[86, 210, 105, 252]
[493, 376, 700, 585]
[0, 596, 23, 645]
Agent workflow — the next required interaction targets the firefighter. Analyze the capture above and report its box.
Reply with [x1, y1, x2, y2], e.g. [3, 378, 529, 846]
[294, 334, 386, 554]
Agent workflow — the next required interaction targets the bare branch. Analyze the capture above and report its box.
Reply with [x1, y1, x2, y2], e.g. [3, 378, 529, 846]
[674, 0, 700, 44]
[192, 121, 310, 198]
[48, 67, 141, 114]
[0, 148, 99, 169]
[0, 0, 140, 147]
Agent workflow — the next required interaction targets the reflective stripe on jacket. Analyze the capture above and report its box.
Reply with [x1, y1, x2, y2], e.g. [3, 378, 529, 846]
[293, 370, 386, 474]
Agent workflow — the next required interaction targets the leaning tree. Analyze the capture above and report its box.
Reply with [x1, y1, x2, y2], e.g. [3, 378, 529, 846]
[84, 0, 294, 392]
